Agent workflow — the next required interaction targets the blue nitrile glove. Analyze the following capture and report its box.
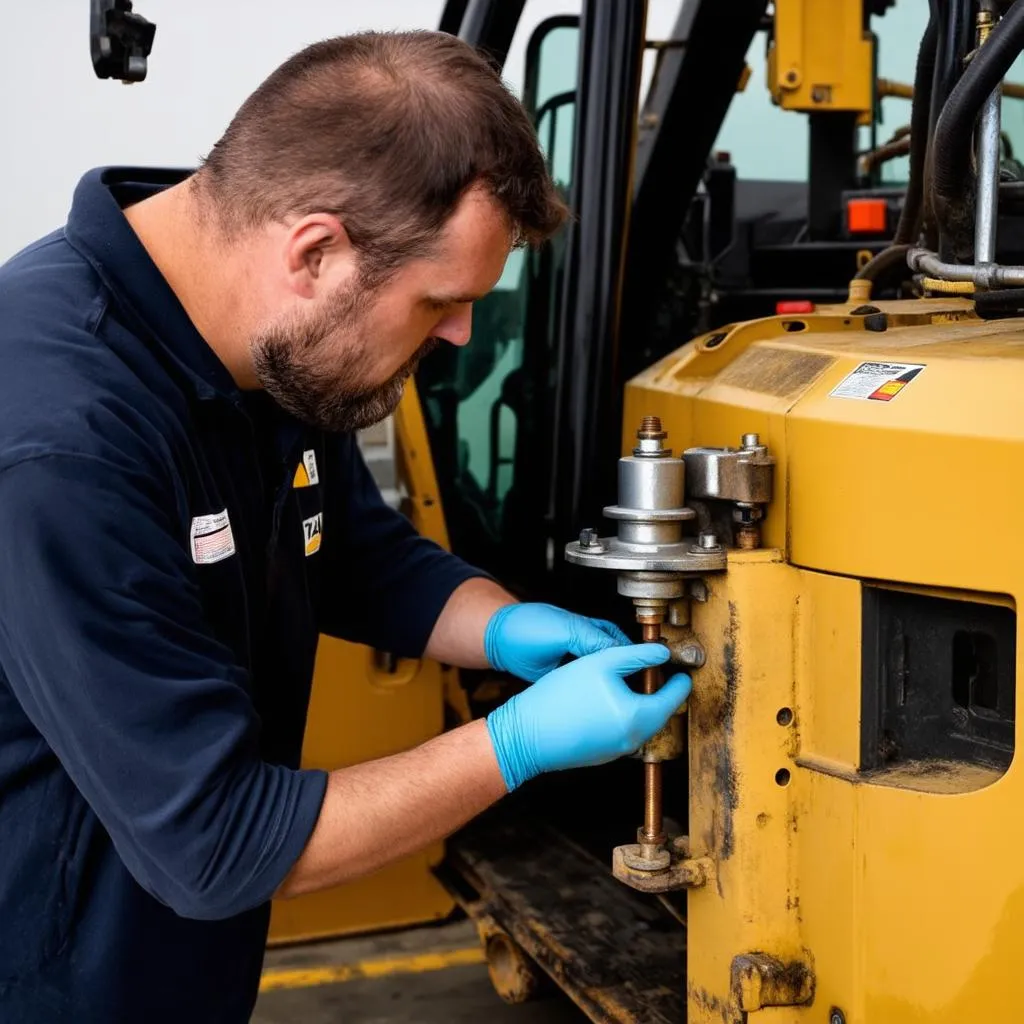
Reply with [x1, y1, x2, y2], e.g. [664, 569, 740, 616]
[484, 603, 631, 682]
[485, 643, 691, 791]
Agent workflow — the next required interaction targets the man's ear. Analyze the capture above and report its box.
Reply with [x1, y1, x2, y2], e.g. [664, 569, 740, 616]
[282, 213, 354, 298]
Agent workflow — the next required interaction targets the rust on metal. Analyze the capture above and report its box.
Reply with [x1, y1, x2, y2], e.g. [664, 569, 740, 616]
[483, 930, 546, 1005]
[735, 523, 760, 549]
[612, 841, 714, 893]
[730, 952, 815, 1012]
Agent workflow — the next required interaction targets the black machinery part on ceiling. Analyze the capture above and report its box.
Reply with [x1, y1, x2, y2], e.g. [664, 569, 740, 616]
[90, 0, 156, 83]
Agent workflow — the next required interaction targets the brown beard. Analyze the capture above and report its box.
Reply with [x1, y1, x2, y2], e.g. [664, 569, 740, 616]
[251, 282, 439, 433]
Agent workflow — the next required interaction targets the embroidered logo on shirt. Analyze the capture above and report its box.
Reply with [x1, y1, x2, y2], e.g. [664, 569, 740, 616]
[293, 449, 320, 488]
[190, 509, 236, 565]
[302, 512, 323, 556]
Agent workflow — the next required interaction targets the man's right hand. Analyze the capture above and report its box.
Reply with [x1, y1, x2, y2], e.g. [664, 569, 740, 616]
[485, 644, 691, 792]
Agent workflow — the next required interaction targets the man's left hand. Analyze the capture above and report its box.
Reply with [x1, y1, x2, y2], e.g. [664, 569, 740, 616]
[484, 603, 631, 682]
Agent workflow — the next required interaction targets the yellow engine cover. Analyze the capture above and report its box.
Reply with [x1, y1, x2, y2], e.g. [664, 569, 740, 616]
[624, 300, 1024, 1023]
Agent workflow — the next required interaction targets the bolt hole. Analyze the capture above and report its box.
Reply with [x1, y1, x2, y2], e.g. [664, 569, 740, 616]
[781, 320, 807, 332]
[704, 331, 728, 349]
[775, 768, 791, 787]
[776, 707, 794, 726]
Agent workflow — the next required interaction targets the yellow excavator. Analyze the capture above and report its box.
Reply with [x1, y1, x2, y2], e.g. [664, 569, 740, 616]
[91, 0, 1024, 1020]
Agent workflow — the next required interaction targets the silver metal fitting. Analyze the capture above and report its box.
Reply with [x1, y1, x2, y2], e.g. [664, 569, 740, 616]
[683, 436, 774, 505]
[565, 417, 726, 575]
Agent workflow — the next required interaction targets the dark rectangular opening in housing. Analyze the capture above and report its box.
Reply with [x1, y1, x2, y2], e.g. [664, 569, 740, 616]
[861, 588, 1015, 772]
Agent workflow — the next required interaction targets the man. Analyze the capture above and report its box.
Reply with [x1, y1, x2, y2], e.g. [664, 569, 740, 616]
[0, 30, 689, 1023]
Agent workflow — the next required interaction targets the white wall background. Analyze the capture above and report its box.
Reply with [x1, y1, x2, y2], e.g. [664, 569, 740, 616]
[0, 1, 448, 259]
[1, 0, 933, 260]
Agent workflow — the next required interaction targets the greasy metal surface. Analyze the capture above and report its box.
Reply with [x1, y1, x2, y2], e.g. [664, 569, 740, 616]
[484, 932, 545, 1005]
[612, 843, 713, 893]
[730, 952, 815, 1011]
[449, 817, 686, 1024]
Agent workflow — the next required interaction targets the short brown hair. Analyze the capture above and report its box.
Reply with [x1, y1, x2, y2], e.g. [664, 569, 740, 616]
[197, 31, 568, 280]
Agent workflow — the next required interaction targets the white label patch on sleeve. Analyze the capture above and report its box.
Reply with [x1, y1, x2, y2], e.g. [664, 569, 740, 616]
[302, 512, 323, 556]
[830, 361, 925, 402]
[190, 509, 236, 565]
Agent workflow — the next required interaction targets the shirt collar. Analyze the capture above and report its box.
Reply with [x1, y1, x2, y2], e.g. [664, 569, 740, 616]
[64, 166, 240, 403]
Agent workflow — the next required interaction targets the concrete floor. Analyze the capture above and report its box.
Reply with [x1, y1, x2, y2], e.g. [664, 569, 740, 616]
[254, 919, 587, 1024]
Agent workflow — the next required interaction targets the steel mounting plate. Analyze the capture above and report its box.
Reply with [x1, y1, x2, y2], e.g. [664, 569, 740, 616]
[565, 536, 727, 572]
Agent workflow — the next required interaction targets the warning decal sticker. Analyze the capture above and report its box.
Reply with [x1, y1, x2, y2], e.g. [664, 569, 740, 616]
[830, 361, 925, 402]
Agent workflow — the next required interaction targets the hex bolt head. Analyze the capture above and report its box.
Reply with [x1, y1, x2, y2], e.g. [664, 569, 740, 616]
[698, 531, 719, 550]
[741, 432, 760, 449]
[579, 527, 598, 548]
[830, 1011, 847, 1024]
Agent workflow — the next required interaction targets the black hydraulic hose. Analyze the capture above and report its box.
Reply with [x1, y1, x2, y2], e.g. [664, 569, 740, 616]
[932, 1, 1024, 218]
[853, 244, 912, 282]
[895, 14, 939, 244]
[930, 0, 975, 138]
[974, 286, 1024, 318]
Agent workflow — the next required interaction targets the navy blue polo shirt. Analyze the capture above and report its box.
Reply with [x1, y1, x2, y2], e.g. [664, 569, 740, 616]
[0, 168, 482, 1022]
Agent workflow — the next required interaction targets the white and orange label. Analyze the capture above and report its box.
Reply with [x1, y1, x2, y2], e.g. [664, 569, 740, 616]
[830, 361, 925, 402]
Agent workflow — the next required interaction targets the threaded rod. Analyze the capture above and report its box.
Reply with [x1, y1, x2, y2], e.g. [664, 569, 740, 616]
[640, 621, 664, 850]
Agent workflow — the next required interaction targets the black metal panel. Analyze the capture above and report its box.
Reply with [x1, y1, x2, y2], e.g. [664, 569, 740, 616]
[548, 0, 647, 573]
[861, 588, 1016, 772]
[620, 0, 768, 380]
[437, 0, 470, 36]
[808, 112, 859, 241]
[457, 0, 527, 66]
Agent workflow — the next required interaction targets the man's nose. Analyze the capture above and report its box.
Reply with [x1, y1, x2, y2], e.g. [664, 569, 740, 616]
[435, 304, 472, 347]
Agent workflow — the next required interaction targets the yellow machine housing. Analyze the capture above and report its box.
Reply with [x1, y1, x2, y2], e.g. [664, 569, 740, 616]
[623, 299, 1024, 1022]
[768, 0, 874, 116]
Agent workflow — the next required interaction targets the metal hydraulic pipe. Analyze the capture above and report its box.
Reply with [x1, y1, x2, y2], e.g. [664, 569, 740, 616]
[908, 247, 1024, 287]
[976, 9, 1001, 265]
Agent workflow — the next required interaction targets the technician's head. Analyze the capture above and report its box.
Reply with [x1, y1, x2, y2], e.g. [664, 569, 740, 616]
[193, 31, 566, 432]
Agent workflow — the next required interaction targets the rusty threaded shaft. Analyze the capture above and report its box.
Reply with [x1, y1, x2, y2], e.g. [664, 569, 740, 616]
[640, 415, 662, 435]
[643, 763, 662, 842]
[640, 621, 664, 845]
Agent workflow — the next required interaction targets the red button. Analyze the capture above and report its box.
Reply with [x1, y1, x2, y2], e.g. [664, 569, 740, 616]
[776, 300, 816, 314]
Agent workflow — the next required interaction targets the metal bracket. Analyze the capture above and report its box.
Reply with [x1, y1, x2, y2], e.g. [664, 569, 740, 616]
[683, 442, 774, 504]
[731, 952, 816, 1012]
[611, 836, 715, 893]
